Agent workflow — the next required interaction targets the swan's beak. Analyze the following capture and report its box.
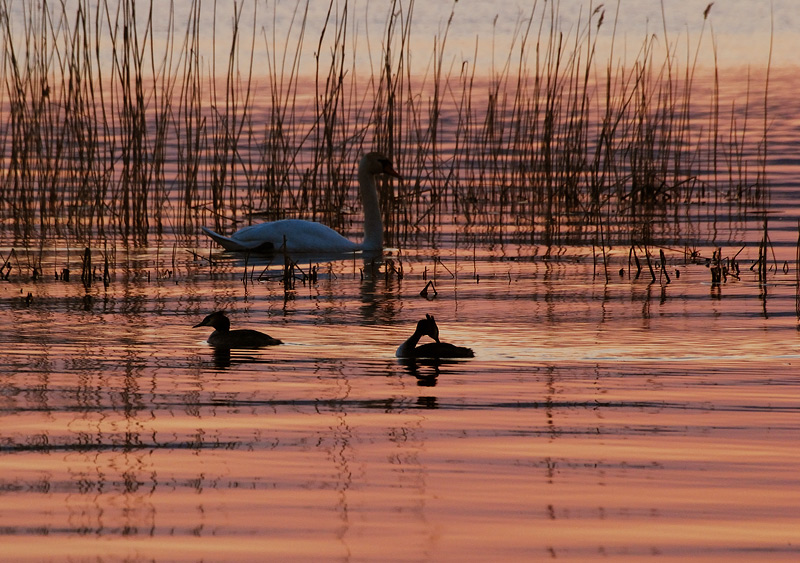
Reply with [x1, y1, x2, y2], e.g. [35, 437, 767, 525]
[383, 163, 402, 180]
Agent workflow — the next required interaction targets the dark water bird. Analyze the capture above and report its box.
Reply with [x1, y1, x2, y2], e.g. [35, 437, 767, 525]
[395, 314, 474, 359]
[200, 152, 401, 253]
[193, 311, 282, 349]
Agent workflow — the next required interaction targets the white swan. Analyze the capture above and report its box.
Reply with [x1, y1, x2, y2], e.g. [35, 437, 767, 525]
[201, 152, 401, 253]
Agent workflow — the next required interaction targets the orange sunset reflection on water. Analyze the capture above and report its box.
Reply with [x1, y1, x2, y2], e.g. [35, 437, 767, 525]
[2, 237, 800, 561]
[2, 0, 800, 561]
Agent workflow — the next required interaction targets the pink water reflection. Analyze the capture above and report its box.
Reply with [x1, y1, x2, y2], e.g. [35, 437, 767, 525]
[1, 3, 800, 557]
[1, 238, 800, 561]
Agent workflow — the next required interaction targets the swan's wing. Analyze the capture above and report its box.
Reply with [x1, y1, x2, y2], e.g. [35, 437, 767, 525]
[200, 226, 271, 252]
[278, 220, 360, 252]
[203, 219, 360, 253]
[237, 220, 359, 253]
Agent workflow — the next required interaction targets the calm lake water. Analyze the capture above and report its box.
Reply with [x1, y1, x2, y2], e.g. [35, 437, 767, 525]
[2, 2, 800, 561]
[2, 234, 800, 561]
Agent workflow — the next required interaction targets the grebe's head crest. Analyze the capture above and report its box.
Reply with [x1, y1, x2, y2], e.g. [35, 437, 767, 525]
[417, 313, 440, 343]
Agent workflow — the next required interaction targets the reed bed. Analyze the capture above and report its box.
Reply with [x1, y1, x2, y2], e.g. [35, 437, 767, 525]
[0, 0, 772, 255]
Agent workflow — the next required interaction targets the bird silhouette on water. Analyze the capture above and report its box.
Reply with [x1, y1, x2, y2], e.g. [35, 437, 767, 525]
[193, 311, 282, 349]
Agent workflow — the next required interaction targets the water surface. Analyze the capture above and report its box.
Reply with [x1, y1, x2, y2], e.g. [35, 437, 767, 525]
[1, 2, 800, 560]
[2, 238, 800, 561]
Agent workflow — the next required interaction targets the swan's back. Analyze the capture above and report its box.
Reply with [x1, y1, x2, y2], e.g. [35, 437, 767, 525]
[229, 219, 360, 253]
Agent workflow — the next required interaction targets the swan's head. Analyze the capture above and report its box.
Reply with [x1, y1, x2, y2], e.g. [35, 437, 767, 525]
[361, 151, 402, 180]
[417, 313, 440, 343]
[193, 311, 230, 332]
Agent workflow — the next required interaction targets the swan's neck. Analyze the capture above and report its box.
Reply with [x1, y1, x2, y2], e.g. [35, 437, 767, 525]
[359, 165, 383, 251]
[396, 328, 423, 357]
